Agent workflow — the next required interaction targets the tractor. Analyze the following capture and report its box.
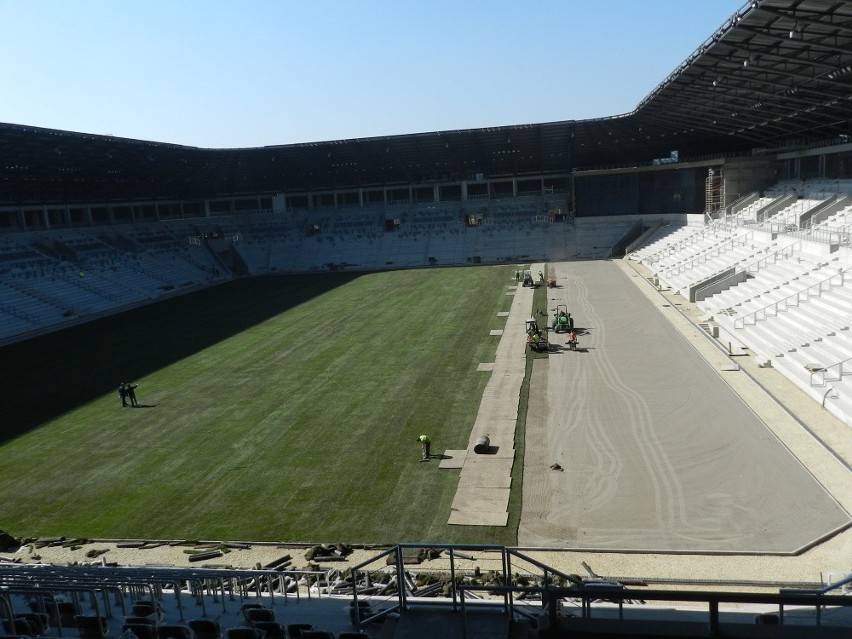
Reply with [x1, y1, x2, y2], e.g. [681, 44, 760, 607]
[521, 270, 535, 287]
[525, 317, 550, 352]
[552, 304, 574, 333]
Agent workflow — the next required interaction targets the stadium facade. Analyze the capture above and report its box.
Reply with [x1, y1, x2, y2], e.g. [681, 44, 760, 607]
[0, 0, 850, 228]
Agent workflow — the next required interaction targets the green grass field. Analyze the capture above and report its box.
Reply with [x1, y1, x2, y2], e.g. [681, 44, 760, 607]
[0, 265, 535, 545]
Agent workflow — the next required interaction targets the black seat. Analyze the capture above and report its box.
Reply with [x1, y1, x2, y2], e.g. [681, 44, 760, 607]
[243, 609, 274, 626]
[188, 619, 220, 639]
[16, 613, 49, 636]
[27, 597, 59, 629]
[74, 616, 109, 639]
[131, 601, 163, 622]
[124, 617, 157, 627]
[56, 602, 79, 628]
[157, 624, 193, 639]
[225, 628, 261, 639]
[251, 622, 284, 639]
[122, 623, 157, 639]
[3, 620, 33, 637]
[285, 626, 313, 639]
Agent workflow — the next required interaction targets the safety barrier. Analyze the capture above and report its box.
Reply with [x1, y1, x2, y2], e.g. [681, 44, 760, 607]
[734, 268, 852, 329]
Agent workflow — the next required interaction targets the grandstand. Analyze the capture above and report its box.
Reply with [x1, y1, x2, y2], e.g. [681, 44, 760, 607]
[1, 0, 852, 637]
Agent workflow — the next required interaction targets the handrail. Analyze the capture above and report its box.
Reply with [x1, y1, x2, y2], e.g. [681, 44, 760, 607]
[734, 268, 851, 329]
[455, 582, 852, 633]
[738, 240, 801, 276]
[0, 563, 334, 604]
[784, 572, 852, 596]
[642, 227, 703, 265]
[756, 193, 798, 225]
[787, 225, 852, 247]
[506, 548, 584, 587]
[725, 191, 758, 217]
[810, 354, 852, 388]
[0, 583, 108, 629]
[663, 231, 752, 278]
[762, 198, 824, 231]
[0, 582, 113, 637]
[347, 542, 846, 634]
[5, 545, 849, 636]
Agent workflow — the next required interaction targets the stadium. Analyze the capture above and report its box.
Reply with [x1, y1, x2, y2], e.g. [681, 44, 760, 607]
[1, 0, 851, 636]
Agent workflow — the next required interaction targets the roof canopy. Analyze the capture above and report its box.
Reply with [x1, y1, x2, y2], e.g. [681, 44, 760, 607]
[1, 0, 850, 205]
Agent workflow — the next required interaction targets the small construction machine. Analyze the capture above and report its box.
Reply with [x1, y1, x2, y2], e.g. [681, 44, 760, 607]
[521, 270, 535, 287]
[525, 317, 550, 352]
[552, 304, 574, 333]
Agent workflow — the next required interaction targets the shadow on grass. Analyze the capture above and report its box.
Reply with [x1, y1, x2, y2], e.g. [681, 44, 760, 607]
[0, 272, 361, 444]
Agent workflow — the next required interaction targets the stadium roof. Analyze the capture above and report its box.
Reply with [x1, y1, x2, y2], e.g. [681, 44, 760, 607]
[1, 0, 850, 205]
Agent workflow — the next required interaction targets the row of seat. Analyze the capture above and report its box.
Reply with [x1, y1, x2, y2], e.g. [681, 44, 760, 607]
[634, 207, 852, 426]
[2, 579, 373, 639]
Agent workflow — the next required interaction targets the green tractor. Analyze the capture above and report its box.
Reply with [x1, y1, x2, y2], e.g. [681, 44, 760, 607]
[552, 304, 574, 333]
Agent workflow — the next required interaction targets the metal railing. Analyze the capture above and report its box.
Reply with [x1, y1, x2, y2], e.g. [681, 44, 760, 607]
[5, 546, 851, 638]
[738, 240, 801, 276]
[663, 231, 752, 278]
[810, 355, 852, 388]
[788, 225, 852, 247]
[455, 582, 852, 637]
[734, 268, 851, 329]
[0, 562, 335, 620]
[349, 543, 852, 636]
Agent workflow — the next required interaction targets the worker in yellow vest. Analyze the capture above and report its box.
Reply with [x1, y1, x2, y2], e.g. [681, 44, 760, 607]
[417, 434, 431, 461]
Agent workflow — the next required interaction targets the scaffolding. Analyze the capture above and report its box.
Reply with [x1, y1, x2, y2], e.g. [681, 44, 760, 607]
[705, 168, 726, 219]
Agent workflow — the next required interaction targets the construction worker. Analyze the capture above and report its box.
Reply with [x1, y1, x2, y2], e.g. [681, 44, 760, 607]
[567, 330, 578, 351]
[417, 434, 431, 461]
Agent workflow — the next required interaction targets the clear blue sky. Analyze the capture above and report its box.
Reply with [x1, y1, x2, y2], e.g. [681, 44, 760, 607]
[0, 0, 745, 148]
